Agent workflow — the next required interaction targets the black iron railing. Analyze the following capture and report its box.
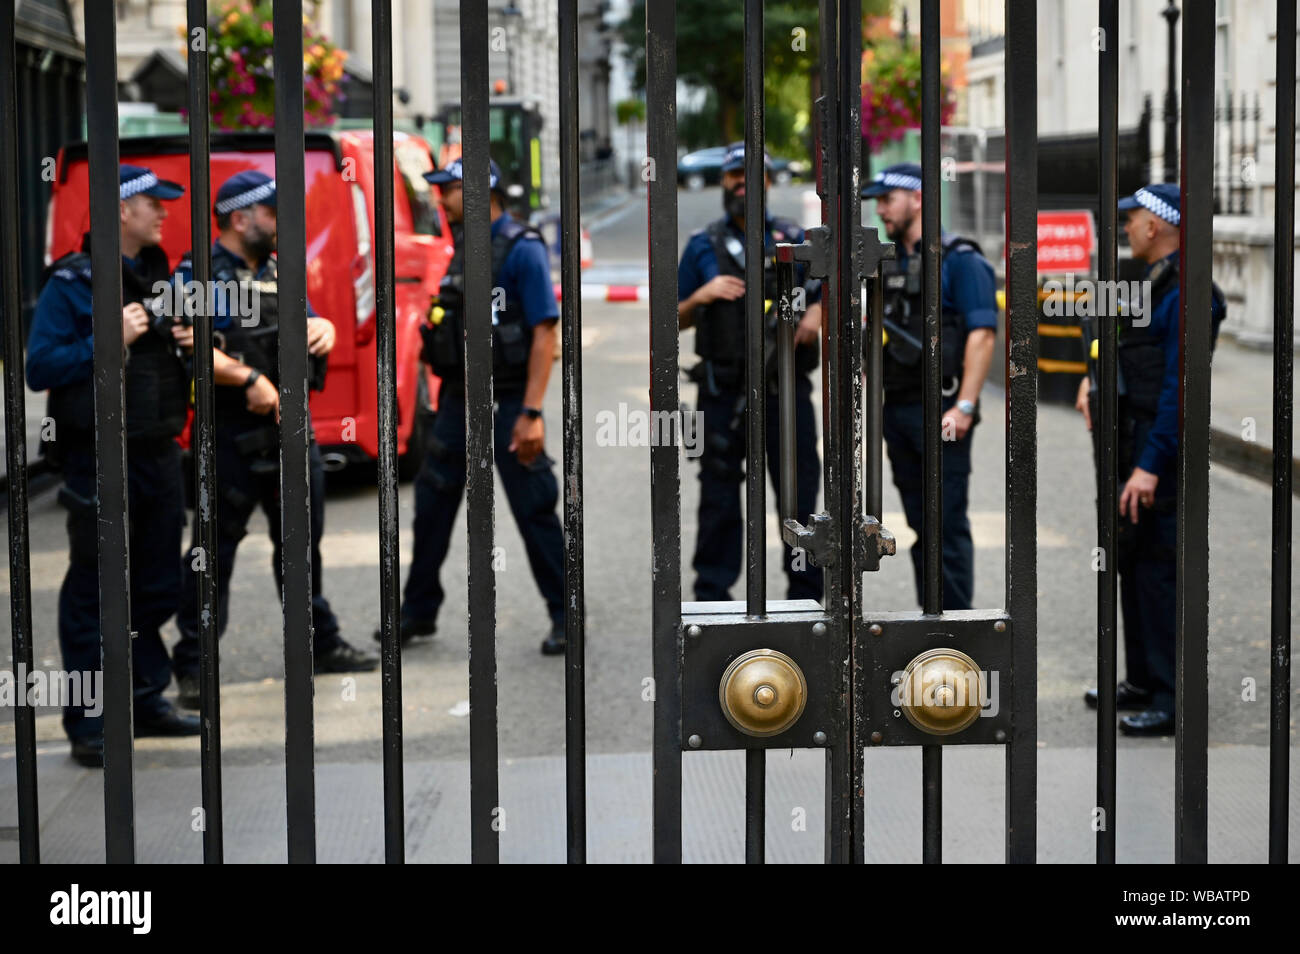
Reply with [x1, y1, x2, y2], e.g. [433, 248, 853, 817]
[0, 0, 1291, 866]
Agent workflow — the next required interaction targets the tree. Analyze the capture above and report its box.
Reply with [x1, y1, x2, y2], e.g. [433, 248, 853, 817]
[617, 0, 889, 157]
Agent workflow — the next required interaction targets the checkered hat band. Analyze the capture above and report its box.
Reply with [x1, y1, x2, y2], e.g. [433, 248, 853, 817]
[441, 159, 498, 188]
[875, 172, 922, 191]
[119, 171, 159, 200]
[215, 180, 276, 215]
[1135, 187, 1180, 225]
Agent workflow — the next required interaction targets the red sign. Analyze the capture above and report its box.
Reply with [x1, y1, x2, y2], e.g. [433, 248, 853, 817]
[1036, 210, 1096, 273]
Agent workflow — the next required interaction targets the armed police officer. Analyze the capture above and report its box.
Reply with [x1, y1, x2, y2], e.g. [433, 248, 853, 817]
[27, 165, 202, 766]
[677, 142, 824, 603]
[1077, 184, 1225, 736]
[172, 171, 378, 708]
[863, 162, 998, 611]
[386, 158, 568, 655]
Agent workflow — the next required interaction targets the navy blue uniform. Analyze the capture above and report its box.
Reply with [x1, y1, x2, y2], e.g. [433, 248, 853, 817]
[1107, 250, 1226, 714]
[401, 213, 566, 628]
[27, 249, 183, 742]
[679, 212, 823, 603]
[170, 241, 346, 677]
[880, 234, 997, 611]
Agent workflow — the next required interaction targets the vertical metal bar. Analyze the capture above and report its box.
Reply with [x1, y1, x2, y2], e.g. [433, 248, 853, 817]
[776, 250, 796, 521]
[273, 0, 316, 864]
[557, 0, 588, 864]
[919, 0, 942, 618]
[646, 0, 683, 863]
[743, 0, 766, 618]
[186, 0, 222, 863]
[371, 0, 405, 864]
[866, 274, 883, 520]
[1269, 0, 1294, 865]
[816, 0, 852, 865]
[1174, 0, 1212, 865]
[919, 0, 943, 866]
[85, 0, 135, 864]
[839, 0, 866, 867]
[745, 748, 766, 863]
[1004, 0, 1039, 864]
[460, 0, 500, 864]
[921, 743, 942, 860]
[1095, 0, 1119, 866]
[740, 0, 769, 861]
[0, 2, 38, 864]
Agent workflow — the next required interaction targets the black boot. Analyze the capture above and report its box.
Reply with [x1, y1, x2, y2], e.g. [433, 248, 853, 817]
[1083, 680, 1152, 710]
[70, 737, 105, 768]
[1119, 708, 1175, 736]
[372, 617, 437, 645]
[315, 639, 380, 673]
[136, 703, 201, 737]
[540, 623, 566, 656]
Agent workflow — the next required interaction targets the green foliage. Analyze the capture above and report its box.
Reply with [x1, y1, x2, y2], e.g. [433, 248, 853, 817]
[615, 98, 646, 126]
[617, 0, 888, 156]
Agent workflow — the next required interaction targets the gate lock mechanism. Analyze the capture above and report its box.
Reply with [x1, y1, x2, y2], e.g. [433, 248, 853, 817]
[719, 649, 808, 738]
[896, 648, 984, 736]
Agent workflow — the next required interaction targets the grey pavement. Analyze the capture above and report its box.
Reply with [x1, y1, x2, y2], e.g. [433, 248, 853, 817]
[1, 182, 1297, 862]
[3, 740, 1296, 862]
[1208, 334, 1299, 483]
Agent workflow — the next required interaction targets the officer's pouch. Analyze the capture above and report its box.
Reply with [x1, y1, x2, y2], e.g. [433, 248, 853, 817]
[494, 321, 529, 367]
[425, 304, 463, 372]
[234, 426, 278, 458]
[308, 354, 328, 392]
[886, 333, 922, 368]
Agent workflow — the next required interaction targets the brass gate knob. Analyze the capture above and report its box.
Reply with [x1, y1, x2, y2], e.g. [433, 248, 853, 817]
[897, 647, 984, 736]
[719, 649, 807, 738]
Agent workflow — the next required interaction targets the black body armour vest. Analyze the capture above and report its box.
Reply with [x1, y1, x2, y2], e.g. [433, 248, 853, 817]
[880, 234, 982, 403]
[46, 243, 188, 446]
[201, 250, 327, 432]
[1115, 257, 1228, 416]
[1115, 257, 1179, 417]
[421, 218, 543, 395]
[694, 216, 817, 383]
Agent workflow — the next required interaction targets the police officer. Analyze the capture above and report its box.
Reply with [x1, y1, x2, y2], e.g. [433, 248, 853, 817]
[172, 170, 378, 708]
[26, 165, 201, 766]
[677, 141, 823, 603]
[862, 162, 998, 611]
[387, 158, 568, 655]
[1077, 183, 1226, 736]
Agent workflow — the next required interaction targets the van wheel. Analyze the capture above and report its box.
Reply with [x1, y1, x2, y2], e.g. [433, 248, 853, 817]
[399, 370, 434, 482]
[685, 173, 705, 191]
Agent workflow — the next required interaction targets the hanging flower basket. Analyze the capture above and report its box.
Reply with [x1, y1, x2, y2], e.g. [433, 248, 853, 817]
[861, 38, 957, 151]
[181, 1, 348, 131]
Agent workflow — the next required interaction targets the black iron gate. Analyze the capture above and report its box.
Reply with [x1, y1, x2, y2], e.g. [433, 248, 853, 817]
[0, 0, 1292, 864]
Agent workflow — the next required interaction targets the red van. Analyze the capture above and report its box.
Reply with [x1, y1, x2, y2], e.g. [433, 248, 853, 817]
[45, 129, 452, 473]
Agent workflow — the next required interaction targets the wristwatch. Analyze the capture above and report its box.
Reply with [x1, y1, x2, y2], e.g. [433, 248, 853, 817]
[521, 406, 543, 420]
[243, 368, 262, 389]
[956, 398, 976, 416]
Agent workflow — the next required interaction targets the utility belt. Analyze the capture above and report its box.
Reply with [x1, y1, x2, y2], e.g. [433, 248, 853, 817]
[228, 423, 293, 477]
[419, 299, 531, 385]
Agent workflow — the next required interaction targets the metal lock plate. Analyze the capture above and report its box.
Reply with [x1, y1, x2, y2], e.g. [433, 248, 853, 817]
[681, 600, 840, 751]
[858, 610, 1015, 746]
